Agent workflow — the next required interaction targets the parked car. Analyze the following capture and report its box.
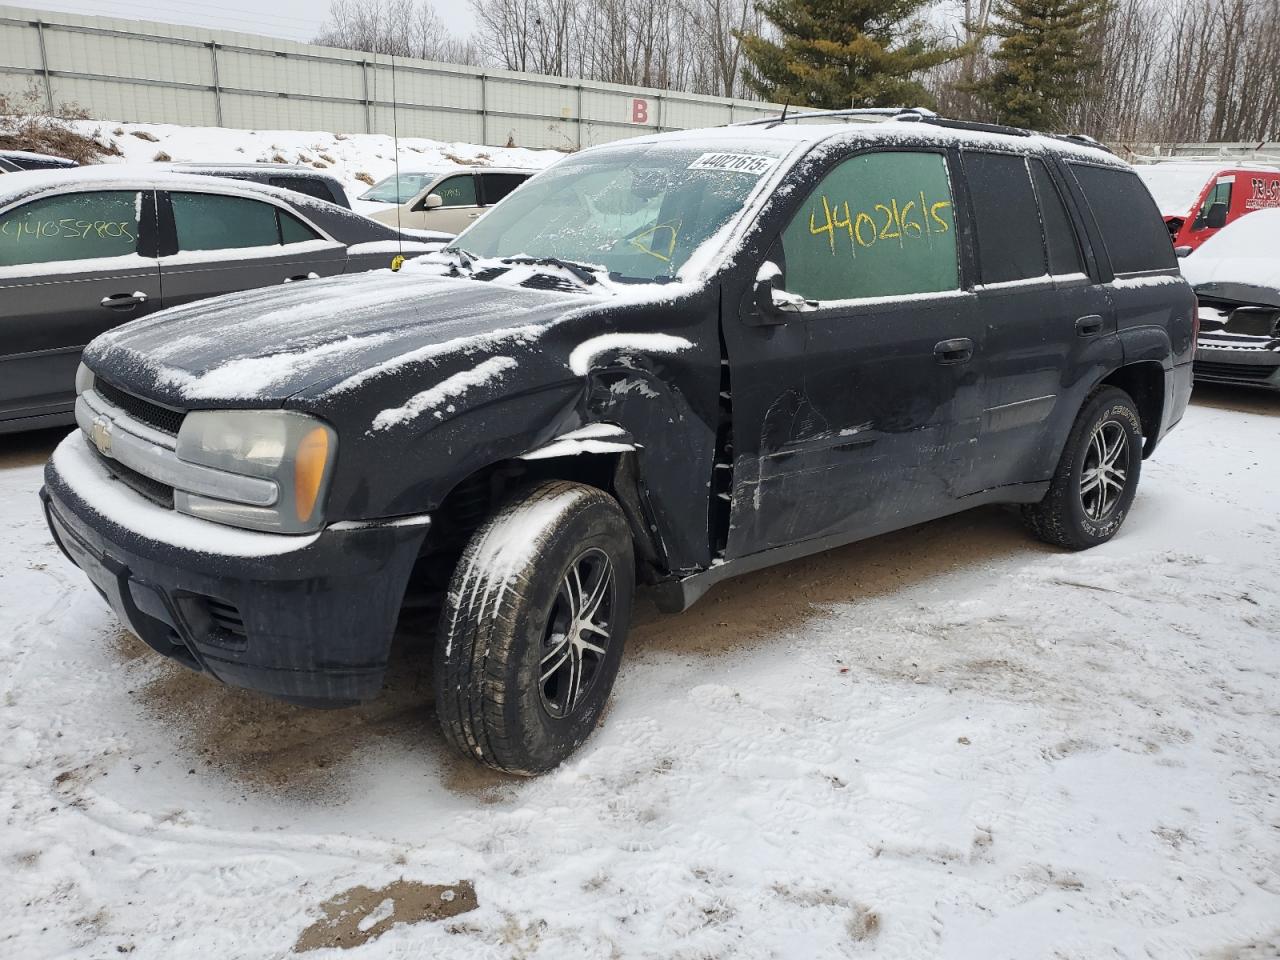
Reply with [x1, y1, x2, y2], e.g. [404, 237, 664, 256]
[1180, 207, 1280, 390]
[0, 166, 440, 433]
[357, 169, 450, 205]
[367, 167, 534, 232]
[0, 149, 78, 171]
[166, 162, 352, 209]
[1135, 160, 1280, 254]
[0, 156, 19, 173]
[44, 114, 1193, 774]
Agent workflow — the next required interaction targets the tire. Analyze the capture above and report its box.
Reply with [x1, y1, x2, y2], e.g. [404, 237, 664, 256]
[1023, 386, 1143, 551]
[434, 480, 634, 775]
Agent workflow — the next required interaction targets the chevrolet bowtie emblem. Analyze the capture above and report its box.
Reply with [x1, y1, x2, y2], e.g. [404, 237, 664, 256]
[90, 416, 113, 457]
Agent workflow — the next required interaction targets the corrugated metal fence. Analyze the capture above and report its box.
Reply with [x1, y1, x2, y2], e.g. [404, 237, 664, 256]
[0, 4, 783, 149]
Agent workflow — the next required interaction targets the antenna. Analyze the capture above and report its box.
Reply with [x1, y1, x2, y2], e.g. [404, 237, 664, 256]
[780, 99, 790, 122]
[390, 49, 405, 271]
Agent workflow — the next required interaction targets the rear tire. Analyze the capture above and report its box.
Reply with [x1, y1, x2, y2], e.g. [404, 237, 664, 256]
[1023, 386, 1143, 551]
[434, 481, 634, 775]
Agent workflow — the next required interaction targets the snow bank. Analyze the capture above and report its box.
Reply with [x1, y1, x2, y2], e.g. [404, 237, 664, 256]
[68, 119, 563, 214]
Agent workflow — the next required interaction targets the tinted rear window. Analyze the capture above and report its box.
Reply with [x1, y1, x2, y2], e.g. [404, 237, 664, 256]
[965, 152, 1046, 284]
[1029, 158, 1084, 276]
[1070, 164, 1176, 273]
[268, 176, 336, 204]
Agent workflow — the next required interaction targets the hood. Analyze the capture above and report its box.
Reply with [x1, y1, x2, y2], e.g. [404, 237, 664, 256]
[84, 267, 603, 407]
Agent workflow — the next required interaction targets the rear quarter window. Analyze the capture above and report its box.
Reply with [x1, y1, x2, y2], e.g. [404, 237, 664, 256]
[1070, 164, 1176, 273]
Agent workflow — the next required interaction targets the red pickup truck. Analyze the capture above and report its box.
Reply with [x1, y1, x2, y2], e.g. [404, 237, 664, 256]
[1135, 161, 1280, 253]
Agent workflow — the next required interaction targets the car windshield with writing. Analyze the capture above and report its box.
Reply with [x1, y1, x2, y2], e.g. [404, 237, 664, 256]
[360, 171, 447, 204]
[450, 142, 788, 282]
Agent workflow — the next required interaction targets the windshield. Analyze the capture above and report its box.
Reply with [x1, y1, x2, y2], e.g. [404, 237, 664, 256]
[360, 171, 445, 204]
[450, 142, 788, 281]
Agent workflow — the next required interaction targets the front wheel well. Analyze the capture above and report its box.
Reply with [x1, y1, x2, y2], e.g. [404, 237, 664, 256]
[403, 451, 663, 615]
[1100, 362, 1164, 456]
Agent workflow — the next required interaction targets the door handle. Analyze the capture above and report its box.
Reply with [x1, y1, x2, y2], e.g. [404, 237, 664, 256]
[468, 212, 482, 219]
[100, 291, 148, 310]
[1076, 314, 1104, 337]
[283, 272, 320, 283]
[933, 337, 974, 364]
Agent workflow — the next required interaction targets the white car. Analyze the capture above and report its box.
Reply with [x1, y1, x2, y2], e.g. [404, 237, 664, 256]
[366, 167, 534, 233]
[1180, 208, 1280, 391]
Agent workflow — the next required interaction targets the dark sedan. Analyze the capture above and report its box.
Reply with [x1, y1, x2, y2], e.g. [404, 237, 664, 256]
[0, 167, 443, 433]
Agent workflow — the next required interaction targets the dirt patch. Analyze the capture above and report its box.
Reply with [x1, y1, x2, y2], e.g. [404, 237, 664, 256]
[294, 879, 477, 952]
[630, 505, 1039, 656]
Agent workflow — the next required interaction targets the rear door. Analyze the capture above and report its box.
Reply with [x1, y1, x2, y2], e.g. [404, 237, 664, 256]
[0, 189, 162, 424]
[157, 190, 347, 308]
[724, 147, 982, 556]
[960, 151, 1120, 493]
[476, 173, 529, 224]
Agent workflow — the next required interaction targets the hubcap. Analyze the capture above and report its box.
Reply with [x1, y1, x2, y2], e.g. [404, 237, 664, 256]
[539, 547, 614, 719]
[1080, 420, 1129, 521]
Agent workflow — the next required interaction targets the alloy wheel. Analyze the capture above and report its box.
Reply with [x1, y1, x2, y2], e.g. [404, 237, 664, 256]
[539, 547, 615, 719]
[1080, 420, 1129, 521]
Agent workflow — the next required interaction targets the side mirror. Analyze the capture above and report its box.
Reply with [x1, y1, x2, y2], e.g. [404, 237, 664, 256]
[747, 261, 817, 325]
[423, 193, 444, 210]
[1175, 245, 1193, 258]
[1206, 201, 1228, 229]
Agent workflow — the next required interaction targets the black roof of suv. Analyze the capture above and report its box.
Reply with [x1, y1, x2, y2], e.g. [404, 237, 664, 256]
[166, 162, 352, 209]
[45, 117, 1194, 773]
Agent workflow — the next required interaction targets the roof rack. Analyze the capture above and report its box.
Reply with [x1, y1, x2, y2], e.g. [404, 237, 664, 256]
[729, 106, 1115, 155]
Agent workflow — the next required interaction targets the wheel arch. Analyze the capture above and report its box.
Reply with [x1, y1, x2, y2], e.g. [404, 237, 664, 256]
[1099, 361, 1165, 457]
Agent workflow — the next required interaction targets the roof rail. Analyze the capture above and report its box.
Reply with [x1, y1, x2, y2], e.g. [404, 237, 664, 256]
[730, 106, 938, 128]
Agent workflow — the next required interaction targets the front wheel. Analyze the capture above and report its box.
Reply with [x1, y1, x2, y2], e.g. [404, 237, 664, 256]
[1023, 387, 1143, 551]
[434, 481, 634, 775]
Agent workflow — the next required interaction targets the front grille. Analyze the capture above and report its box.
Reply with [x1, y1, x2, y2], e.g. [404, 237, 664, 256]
[95, 379, 186, 435]
[205, 598, 247, 638]
[92, 446, 175, 507]
[1194, 360, 1278, 381]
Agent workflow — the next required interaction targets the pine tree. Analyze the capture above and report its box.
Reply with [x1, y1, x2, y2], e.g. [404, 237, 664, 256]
[737, 0, 964, 110]
[972, 0, 1103, 129]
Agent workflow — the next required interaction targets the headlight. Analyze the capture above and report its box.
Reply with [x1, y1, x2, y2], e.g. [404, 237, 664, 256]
[174, 410, 337, 534]
[75, 363, 95, 396]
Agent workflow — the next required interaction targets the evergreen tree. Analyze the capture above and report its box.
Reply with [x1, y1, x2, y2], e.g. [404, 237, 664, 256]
[738, 0, 964, 110]
[972, 0, 1103, 129]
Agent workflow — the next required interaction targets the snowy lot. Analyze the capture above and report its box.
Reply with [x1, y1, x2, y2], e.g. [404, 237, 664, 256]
[71, 119, 563, 216]
[2, 387, 1278, 959]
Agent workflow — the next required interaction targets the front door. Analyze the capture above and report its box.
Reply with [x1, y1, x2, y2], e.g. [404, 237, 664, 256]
[408, 174, 480, 233]
[157, 190, 347, 309]
[723, 148, 982, 557]
[0, 189, 163, 425]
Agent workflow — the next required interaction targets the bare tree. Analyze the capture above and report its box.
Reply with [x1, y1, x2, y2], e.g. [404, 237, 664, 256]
[315, 0, 483, 64]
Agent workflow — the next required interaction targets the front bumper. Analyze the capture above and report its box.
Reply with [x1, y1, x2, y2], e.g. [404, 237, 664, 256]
[43, 436, 429, 706]
[1193, 341, 1280, 391]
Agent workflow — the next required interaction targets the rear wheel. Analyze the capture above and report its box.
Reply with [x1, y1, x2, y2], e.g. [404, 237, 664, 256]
[434, 481, 634, 775]
[1023, 387, 1143, 551]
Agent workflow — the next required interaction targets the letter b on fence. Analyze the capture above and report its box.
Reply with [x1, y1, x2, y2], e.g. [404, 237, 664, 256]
[631, 98, 650, 125]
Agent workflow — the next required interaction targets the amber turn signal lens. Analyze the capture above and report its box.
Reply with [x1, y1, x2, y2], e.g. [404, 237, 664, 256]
[293, 426, 330, 522]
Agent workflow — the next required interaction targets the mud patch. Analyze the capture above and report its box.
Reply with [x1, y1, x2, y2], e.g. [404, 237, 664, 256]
[294, 879, 478, 952]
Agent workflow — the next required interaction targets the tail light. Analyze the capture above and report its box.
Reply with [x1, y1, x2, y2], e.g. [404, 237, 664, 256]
[1191, 294, 1200, 355]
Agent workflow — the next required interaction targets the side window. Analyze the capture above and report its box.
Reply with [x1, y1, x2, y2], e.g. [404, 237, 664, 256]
[779, 151, 959, 302]
[171, 193, 282, 252]
[966, 152, 1047, 284]
[0, 191, 141, 267]
[268, 175, 334, 204]
[1029, 158, 1085, 276]
[1195, 177, 1232, 226]
[430, 175, 477, 208]
[279, 210, 321, 244]
[480, 173, 527, 205]
[1070, 164, 1177, 273]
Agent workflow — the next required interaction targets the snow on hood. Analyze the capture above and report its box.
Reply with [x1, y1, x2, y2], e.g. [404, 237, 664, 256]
[1180, 209, 1280, 295]
[1134, 163, 1216, 218]
[84, 268, 601, 404]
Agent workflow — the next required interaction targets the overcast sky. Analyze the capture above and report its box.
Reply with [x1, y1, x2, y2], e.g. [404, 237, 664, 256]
[19, 0, 478, 43]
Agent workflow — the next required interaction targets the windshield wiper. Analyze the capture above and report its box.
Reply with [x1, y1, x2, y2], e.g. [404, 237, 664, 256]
[501, 256, 601, 287]
[441, 246, 479, 276]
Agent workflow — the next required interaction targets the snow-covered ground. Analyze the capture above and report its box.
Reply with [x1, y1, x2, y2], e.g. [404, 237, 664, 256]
[2, 387, 1278, 958]
[72, 119, 564, 216]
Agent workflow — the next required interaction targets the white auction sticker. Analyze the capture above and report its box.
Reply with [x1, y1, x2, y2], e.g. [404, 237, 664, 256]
[687, 153, 778, 175]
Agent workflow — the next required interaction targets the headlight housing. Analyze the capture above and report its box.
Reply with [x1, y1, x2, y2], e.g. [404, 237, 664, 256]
[75, 363, 95, 396]
[174, 410, 337, 534]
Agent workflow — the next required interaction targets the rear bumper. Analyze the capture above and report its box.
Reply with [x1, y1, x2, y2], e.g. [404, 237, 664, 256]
[1193, 342, 1280, 391]
[42, 439, 429, 706]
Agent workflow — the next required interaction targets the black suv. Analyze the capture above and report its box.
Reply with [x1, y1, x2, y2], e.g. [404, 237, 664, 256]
[42, 113, 1194, 774]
